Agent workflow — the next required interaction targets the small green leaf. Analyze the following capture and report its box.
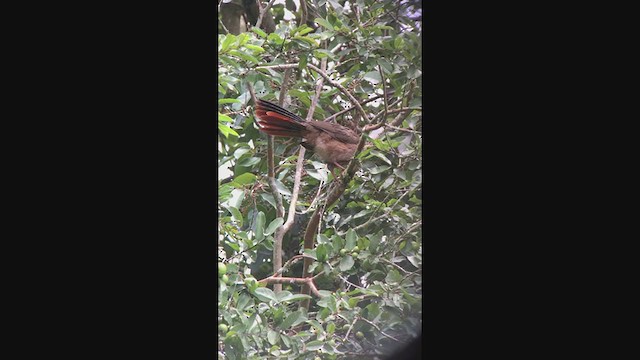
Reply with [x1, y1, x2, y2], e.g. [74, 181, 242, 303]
[370, 150, 392, 165]
[407, 255, 420, 268]
[221, 34, 237, 52]
[299, 54, 308, 69]
[229, 49, 259, 64]
[267, 329, 278, 345]
[219, 98, 242, 105]
[254, 287, 278, 302]
[326, 322, 336, 335]
[228, 207, 243, 227]
[385, 269, 402, 284]
[345, 228, 357, 250]
[303, 249, 317, 260]
[394, 36, 404, 49]
[292, 36, 318, 47]
[267, 33, 284, 45]
[363, 71, 381, 84]
[279, 310, 303, 330]
[297, 26, 314, 36]
[218, 123, 239, 138]
[252, 27, 267, 38]
[264, 217, 284, 236]
[237, 157, 261, 167]
[232, 172, 256, 186]
[339, 255, 354, 271]
[313, 49, 335, 59]
[369, 165, 391, 174]
[244, 44, 265, 54]
[316, 243, 328, 262]
[306, 340, 324, 351]
[255, 211, 266, 241]
[279, 293, 312, 302]
[273, 178, 292, 196]
[314, 17, 334, 31]
[219, 113, 234, 122]
[260, 193, 277, 209]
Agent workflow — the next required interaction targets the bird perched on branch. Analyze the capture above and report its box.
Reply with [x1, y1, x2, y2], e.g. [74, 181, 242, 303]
[254, 99, 359, 172]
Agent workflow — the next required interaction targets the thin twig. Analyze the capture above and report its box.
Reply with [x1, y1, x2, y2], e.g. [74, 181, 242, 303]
[378, 64, 388, 121]
[272, 254, 317, 276]
[257, 276, 323, 297]
[384, 124, 421, 134]
[256, 63, 369, 123]
[322, 94, 388, 123]
[343, 316, 359, 342]
[359, 317, 406, 344]
[255, 0, 277, 29]
[380, 258, 411, 275]
[352, 186, 417, 232]
[218, 0, 230, 34]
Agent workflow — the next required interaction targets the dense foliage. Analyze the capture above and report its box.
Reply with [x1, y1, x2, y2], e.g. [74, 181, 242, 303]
[218, 1, 422, 358]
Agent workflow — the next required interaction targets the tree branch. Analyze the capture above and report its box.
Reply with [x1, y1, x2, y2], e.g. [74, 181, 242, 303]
[257, 275, 323, 298]
[255, 0, 277, 29]
[256, 63, 369, 124]
[359, 317, 407, 344]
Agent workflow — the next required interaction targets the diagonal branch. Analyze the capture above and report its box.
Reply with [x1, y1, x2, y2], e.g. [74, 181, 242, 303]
[256, 63, 370, 124]
[255, 0, 277, 29]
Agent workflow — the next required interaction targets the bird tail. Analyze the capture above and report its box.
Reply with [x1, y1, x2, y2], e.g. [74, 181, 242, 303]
[255, 99, 307, 138]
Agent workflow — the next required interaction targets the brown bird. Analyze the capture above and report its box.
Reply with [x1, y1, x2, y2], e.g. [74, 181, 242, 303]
[254, 99, 359, 172]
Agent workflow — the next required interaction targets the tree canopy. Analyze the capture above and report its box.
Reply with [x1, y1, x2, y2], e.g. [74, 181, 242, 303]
[218, 1, 422, 358]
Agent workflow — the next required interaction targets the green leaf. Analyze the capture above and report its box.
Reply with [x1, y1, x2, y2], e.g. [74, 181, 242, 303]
[232, 172, 256, 186]
[385, 269, 402, 284]
[219, 113, 234, 123]
[378, 58, 393, 74]
[303, 249, 317, 260]
[279, 293, 312, 302]
[370, 149, 392, 165]
[219, 123, 239, 138]
[394, 36, 404, 49]
[363, 71, 381, 84]
[345, 228, 357, 250]
[267, 329, 278, 345]
[369, 165, 391, 174]
[326, 321, 336, 335]
[260, 193, 277, 210]
[255, 211, 266, 241]
[339, 255, 354, 271]
[306, 340, 324, 351]
[228, 49, 259, 64]
[252, 27, 267, 38]
[244, 44, 265, 54]
[297, 26, 314, 36]
[279, 310, 303, 330]
[313, 49, 335, 59]
[264, 217, 284, 236]
[221, 34, 237, 52]
[273, 178, 292, 196]
[224, 335, 244, 360]
[292, 36, 318, 47]
[267, 33, 284, 45]
[364, 302, 381, 320]
[316, 243, 328, 263]
[314, 17, 334, 30]
[299, 53, 308, 69]
[331, 235, 344, 250]
[219, 98, 242, 105]
[228, 206, 243, 227]
[237, 157, 261, 167]
[368, 230, 383, 253]
[407, 255, 420, 268]
[254, 287, 278, 302]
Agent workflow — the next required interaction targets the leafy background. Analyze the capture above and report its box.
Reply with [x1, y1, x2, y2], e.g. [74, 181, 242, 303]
[218, 0, 422, 358]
